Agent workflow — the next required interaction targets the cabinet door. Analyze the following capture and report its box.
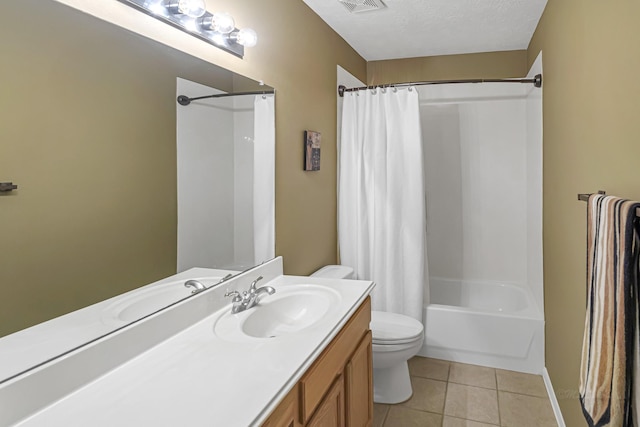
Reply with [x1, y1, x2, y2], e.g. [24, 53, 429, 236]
[262, 386, 301, 427]
[345, 331, 373, 427]
[307, 375, 345, 427]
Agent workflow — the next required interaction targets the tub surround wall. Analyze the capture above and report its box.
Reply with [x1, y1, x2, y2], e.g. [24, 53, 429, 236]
[525, 54, 544, 314]
[232, 96, 257, 268]
[176, 78, 258, 272]
[419, 84, 533, 288]
[176, 78, 235, 271]
[417, 81, 544, 375]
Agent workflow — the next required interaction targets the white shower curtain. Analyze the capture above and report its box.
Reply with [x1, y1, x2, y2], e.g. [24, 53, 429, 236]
[253, 95, 275, 265]
[339, 87, 428, 321]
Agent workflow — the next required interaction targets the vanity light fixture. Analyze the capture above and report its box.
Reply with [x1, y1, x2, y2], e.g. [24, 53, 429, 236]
[117, 0, 258, 58]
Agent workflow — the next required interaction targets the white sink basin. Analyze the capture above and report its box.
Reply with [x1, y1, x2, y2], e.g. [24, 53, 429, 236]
[102, 277, 223, 325]
[213, 285, 342, 340]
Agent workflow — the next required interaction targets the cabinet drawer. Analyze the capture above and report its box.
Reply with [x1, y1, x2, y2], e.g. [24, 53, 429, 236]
[299, 297, 371, 423]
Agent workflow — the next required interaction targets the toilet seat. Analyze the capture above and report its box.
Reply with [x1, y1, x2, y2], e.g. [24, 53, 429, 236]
[371, 311, 424, 344]
[372, 337, 424, 353]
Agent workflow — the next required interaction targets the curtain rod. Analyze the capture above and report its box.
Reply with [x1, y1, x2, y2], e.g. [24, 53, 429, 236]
[578, 191, 640, 217]
[177, 90, 275, 106]
[338, 74, 542, 97]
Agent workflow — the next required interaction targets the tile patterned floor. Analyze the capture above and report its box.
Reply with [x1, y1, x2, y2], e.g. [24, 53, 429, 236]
[373, 357, 558, 427]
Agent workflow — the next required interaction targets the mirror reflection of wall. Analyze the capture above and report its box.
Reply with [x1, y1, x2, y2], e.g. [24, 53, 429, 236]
[176, 79, 275, 272]
[0, 0, 274, 379]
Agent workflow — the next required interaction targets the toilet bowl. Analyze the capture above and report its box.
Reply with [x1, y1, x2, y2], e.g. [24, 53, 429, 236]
[311, 265, 425, 404]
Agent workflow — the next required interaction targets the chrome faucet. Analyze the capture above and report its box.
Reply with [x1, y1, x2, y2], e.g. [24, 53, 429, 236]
[184, 274, 234, 295]
[224, 276, 276, 313]
[184, 279, 207, 294]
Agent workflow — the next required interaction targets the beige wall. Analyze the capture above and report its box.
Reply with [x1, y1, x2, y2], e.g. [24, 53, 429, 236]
[0, 0, 366, 336]
[367, 50, 528, 84]
[528, 0, 640, 424]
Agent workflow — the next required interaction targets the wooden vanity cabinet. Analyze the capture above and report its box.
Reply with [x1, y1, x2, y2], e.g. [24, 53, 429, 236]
[345, 330, 373, 427]
[262, 297, 372, 427]
[307, 375, 345, 427]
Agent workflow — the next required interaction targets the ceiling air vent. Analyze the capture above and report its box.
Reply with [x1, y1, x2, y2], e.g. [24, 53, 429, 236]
[338, 0, 387, 14]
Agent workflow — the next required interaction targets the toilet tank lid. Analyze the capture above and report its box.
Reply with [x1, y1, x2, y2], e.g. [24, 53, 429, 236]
[310, 265, 354, 279]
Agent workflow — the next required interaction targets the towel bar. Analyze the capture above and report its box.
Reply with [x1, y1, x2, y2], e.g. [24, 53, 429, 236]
[0, 182, 17, 192]
[578, 192, 640, 217]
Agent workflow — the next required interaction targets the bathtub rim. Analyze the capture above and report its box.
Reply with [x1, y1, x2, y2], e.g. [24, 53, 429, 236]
[428, 276, 544, 320]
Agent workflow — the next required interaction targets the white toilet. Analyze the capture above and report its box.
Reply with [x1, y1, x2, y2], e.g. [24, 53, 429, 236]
[311, 265, 424, 404]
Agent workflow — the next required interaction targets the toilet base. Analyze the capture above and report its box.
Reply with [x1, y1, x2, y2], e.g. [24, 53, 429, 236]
[372, 361, 413, 404]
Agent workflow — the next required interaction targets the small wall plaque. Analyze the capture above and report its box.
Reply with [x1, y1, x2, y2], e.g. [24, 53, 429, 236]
[304, 130, 321, 171]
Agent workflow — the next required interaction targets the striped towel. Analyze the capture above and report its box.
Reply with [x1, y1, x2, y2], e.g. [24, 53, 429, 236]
[580, 194, 640, 427]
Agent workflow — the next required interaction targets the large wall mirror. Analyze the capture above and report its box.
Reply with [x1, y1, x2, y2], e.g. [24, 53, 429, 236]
[0, 0, 274, 382]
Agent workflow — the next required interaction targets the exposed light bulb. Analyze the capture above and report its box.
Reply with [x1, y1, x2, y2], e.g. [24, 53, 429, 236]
[210, 13, 235, 34]
[179, 0, 206, 17]
[165, 0, 207, 18]
[232, 28, 258, 47]
[200, 12, 235, 34]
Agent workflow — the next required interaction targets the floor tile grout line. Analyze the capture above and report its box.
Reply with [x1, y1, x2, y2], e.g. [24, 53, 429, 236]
[380, 404, 389, 427]
[444, 414, 500, 426]
[495, 369, 502, 426]
[441, 372, 449, 424]
[497, 389, 551, 399]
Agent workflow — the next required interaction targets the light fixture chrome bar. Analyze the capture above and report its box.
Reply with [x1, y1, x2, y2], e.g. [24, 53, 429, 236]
[177, 90, 275, 106]
[116, 0, 245, 58]
[338, 74, 543, 97]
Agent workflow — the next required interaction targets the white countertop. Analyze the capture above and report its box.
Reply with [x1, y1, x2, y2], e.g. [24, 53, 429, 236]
[13, 274, 374, 427]
[0, 268, 239, 382]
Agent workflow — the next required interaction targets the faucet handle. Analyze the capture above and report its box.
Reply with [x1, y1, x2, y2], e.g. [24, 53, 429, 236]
[219, 273, 234, 283]
[249, 276, 264, 292]
[224, 290, 242, 302]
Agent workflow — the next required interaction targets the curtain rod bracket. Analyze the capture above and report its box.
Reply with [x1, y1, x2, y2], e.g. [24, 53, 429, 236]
[177, 95, 191, 106]
[534, 74, 542, 88]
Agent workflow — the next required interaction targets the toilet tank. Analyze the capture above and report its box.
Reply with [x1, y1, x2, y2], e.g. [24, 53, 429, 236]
[310, 265, 355, 280]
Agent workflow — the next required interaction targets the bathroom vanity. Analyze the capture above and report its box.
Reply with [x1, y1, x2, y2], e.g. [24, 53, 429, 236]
[263, 298, 372, 427]
[0, 258, 374, 426]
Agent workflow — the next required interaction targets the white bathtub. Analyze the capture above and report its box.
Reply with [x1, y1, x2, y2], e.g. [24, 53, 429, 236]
[419, 277, 544, 374]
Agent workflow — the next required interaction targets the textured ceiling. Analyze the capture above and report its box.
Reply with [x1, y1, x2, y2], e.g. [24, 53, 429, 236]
[302, 0, 548, 61]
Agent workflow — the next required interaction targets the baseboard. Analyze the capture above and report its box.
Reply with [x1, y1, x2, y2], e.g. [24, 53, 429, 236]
[542, 367, 565, 427]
